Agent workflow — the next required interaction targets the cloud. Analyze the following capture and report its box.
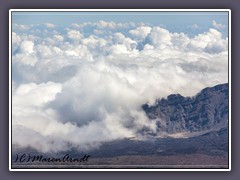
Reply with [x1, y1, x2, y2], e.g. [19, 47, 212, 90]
[12, 22, 229, 153]
[111, 32, 137, 53]
[13, 82, 62, 108]
[67, 30, 83, 40]
[19, 40, 34, 54]
[81, 35, 108, 51]
[44, 23, 56, 28]
[12, 40, 38, 66]
[13, 24, 31, 31]
[204, 38, 228, 53]
[187, 28, 227, 52]
[12, 32, 21, 52]
[188, 24, 200, 30]
[212, 20, 226, 30]
[129, 26, 152, 39]
[97, 20, 116, 29]
[53, 34, 64, 41]
[147, 27, 172, 48]
[12, 32, 21, 44]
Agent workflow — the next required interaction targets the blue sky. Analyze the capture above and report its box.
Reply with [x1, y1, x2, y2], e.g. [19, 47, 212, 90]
[12, 11, 229, 37]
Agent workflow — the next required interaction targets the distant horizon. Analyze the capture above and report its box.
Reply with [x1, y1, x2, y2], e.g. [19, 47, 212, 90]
[12, 11, 229, 38]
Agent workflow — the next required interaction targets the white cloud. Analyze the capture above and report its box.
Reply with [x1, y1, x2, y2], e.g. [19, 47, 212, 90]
[13, 82, 62, 108]
[70, 23, 86, 29]
[12, 32, 21, 52]
[53, 34, 64, 41]
[82, 35, 107, 49]
[44, 23, 56, 28]
[97, 20, 116, 29]
[171, 32, 190, 50]
[13, 54, 38, 67]
[147, 27, 172, 48]
[113, 32, 137, 50]
[12, 40, 38, 66]
[212, 20, 226, 30]
[204, 38, 228, 53]
[93, 29, 104, 35]
[67, 30, 83, 40]
[13, 24, 31, 31]
[70, 21, 134, 30]
[12, 32, 21, 45]
[129, 26, 152, 39]
[109, 44, 130, 55]
[19, 40, 34, 54]
[35, 44, 53, 58]
[188, 24, 199, 30]
[187, 28, 227, 52]
[12, 22, 229, 153]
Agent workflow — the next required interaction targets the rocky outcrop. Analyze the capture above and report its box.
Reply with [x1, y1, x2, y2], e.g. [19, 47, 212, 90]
[142, 83, 229, 134]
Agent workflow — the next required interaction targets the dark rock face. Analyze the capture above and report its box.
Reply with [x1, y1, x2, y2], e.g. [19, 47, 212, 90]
[142, 83, 229, 134]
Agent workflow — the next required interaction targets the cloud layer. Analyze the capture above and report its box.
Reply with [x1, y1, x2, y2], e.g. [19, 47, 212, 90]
[12, 21, 228, 153]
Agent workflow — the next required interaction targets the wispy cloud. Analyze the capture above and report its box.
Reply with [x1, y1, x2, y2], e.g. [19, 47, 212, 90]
[188, 24, 200, 30]
[212, 20, 226, 30]
[44, 23, 56, 28]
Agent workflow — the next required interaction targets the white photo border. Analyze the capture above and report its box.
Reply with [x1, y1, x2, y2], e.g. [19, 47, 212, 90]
[9, 9, 231, 172]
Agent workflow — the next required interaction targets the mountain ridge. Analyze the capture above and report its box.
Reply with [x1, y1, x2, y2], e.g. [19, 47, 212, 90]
[142, 83, 229, 134]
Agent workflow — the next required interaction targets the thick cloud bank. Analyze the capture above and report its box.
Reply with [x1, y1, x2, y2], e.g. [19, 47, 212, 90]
[12, 21, 228, 153]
